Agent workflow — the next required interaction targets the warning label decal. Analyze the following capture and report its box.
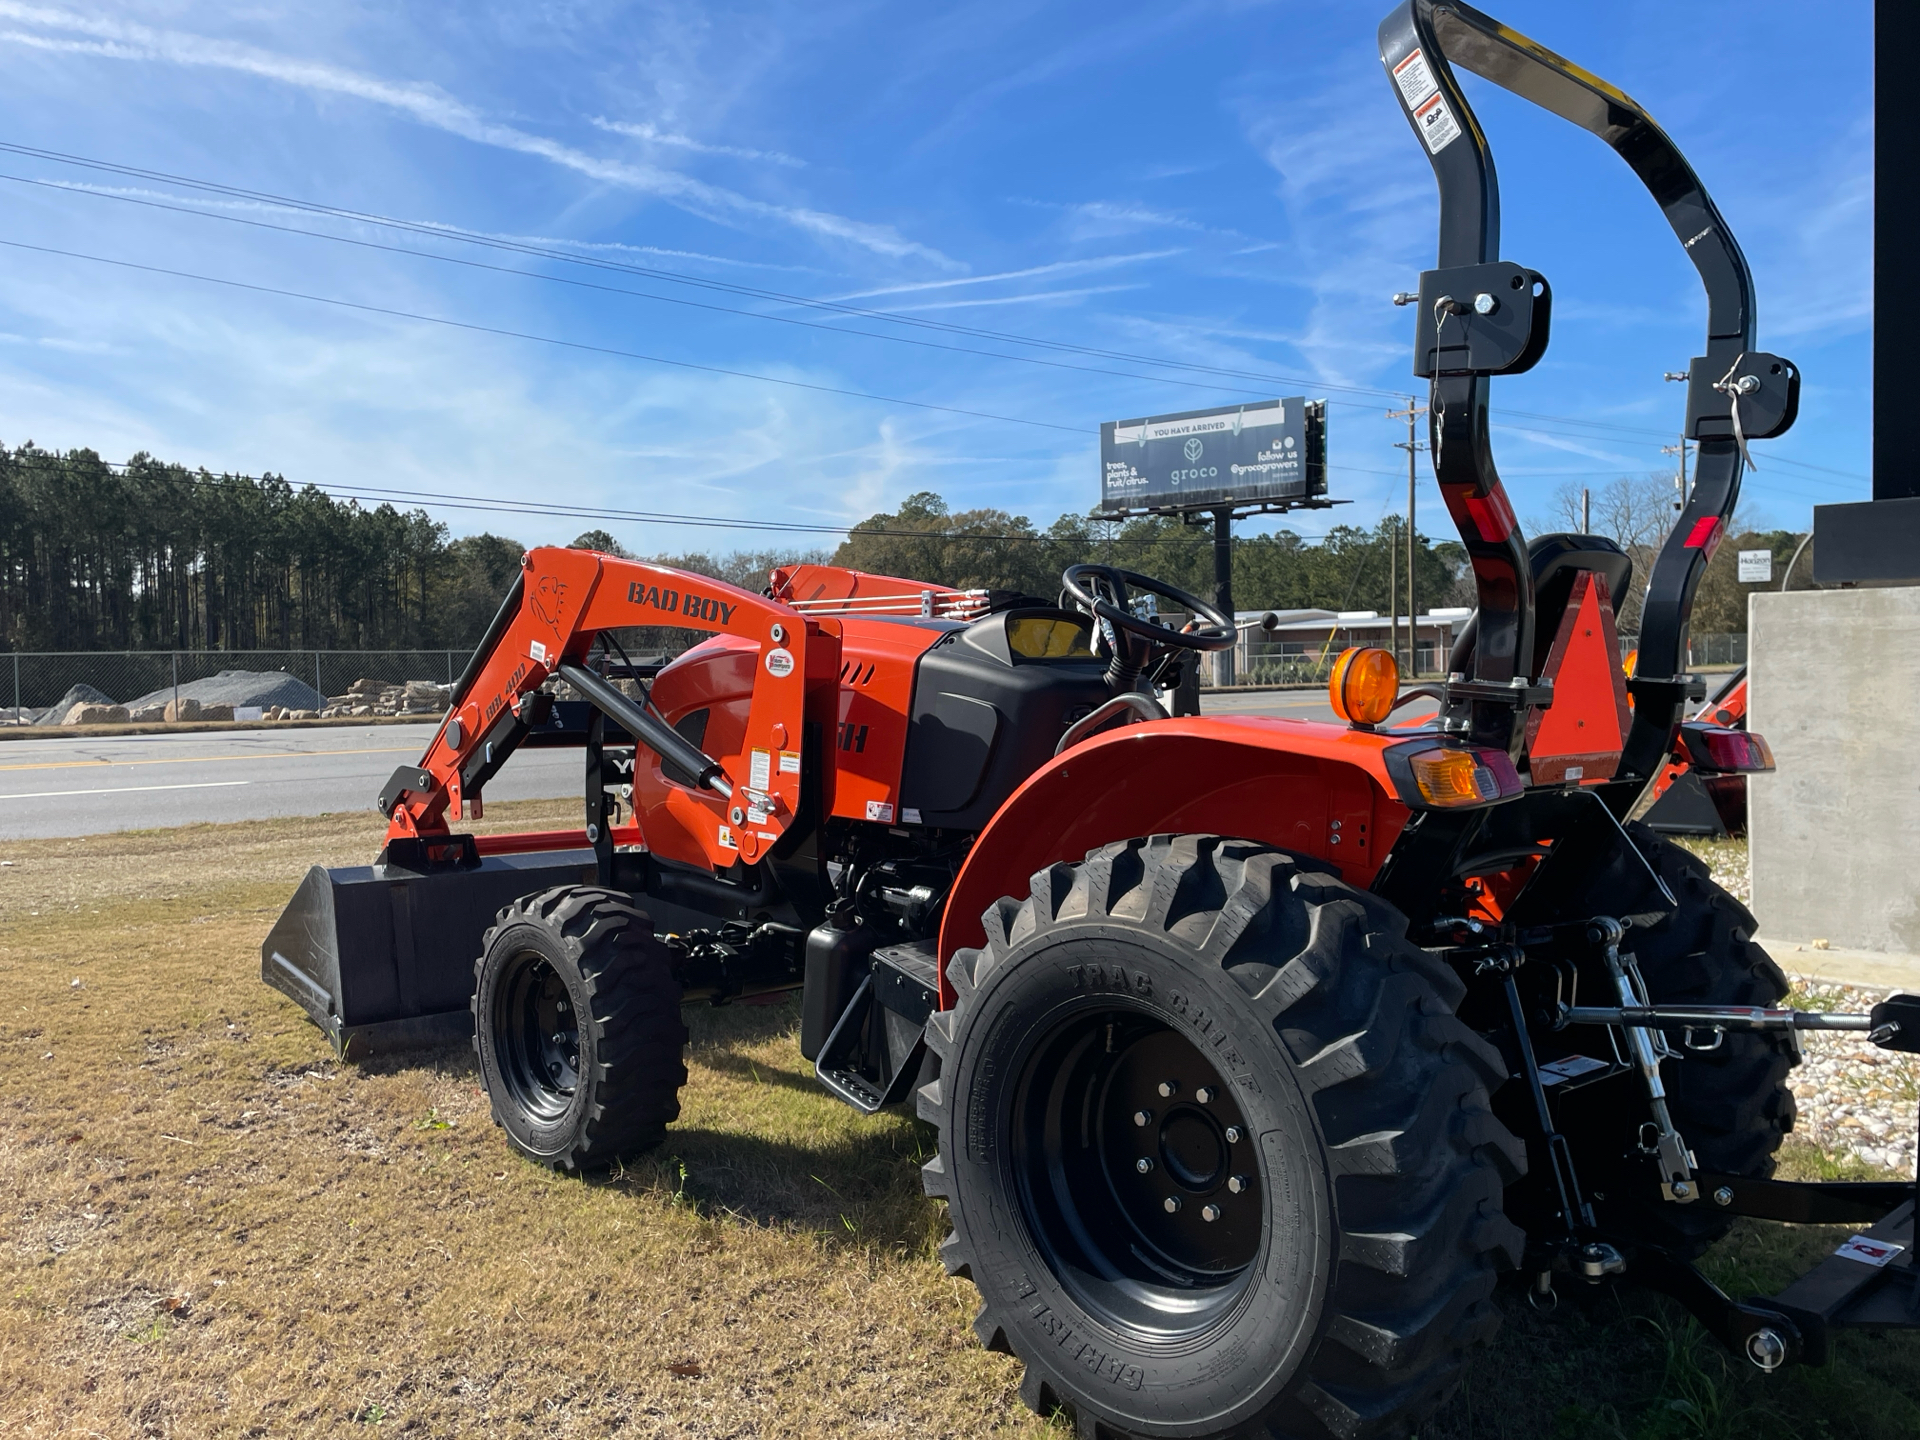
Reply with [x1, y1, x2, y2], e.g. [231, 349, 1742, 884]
[750, 747, 771, 792]
[1392, 48, 1439, 109]
[1414, 92, 1461, 153]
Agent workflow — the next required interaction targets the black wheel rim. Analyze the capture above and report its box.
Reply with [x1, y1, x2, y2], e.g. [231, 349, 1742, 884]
[493, 949, 580, 1122]
[1009, 1004, 1262, 1340]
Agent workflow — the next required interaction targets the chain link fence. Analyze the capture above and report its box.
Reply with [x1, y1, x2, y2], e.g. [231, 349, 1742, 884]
[1, 629, 1751, 720]
[4, 649, 468, 724]
[1220, 632, 1746, 687]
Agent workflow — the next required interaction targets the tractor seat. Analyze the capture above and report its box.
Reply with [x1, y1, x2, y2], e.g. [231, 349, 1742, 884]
[1445, 533, 1633, 680]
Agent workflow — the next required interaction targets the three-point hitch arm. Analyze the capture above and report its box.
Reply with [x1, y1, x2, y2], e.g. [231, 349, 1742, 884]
[377, 547, 841, 872]
[1377, 1, 1799, 797]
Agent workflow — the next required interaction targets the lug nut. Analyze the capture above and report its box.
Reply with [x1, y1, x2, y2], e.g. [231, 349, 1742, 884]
[1224, 1126, 1243, 1143]
[1136, 1157, 1154, 1174]
[1163, 1196, 1182, 1214]
[1157, 1080, 1179, 1098]
[1195, 1085, 1216, 1104]
[1133, 1110, 1153, 1128]
[1201, 1204, 1221, 1223]
[1227, 1174, 1249, 1194]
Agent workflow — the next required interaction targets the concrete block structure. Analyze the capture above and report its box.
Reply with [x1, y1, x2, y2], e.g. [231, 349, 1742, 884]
[1749, 587, 1920, 961]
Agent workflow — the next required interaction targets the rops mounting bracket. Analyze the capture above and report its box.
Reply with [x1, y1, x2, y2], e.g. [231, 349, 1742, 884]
[1409, 261, 1551, 377]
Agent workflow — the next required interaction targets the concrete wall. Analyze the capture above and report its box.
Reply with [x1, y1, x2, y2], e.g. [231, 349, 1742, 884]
[1749, 587, 1920, 956]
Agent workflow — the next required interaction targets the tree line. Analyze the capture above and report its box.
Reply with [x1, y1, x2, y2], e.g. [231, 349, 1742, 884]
[2, 441, 1798, 653]
[0, 443, 526, 652]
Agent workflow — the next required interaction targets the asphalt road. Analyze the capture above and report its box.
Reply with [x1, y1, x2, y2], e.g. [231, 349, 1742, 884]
[0, 724, 583, 842]
[0, 689, 1335, 841]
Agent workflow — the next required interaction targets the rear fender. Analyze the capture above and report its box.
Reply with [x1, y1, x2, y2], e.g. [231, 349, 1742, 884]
[937, 717, 1412, 1000]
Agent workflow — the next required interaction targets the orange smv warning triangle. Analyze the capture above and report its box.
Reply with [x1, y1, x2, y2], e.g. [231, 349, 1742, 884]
[1524, 572, 1634, 786]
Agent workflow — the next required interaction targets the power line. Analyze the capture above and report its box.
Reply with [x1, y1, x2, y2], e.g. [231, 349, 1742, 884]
[0, 142, 1862, 504]
[0, 139, 1415, 405]
[0, 169, 1301, 406]
[0, 236, 1090, 436]
[46, 454, 1391, 547]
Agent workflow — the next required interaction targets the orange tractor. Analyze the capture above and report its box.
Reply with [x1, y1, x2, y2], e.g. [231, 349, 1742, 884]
[263, 4, 1918, 1435]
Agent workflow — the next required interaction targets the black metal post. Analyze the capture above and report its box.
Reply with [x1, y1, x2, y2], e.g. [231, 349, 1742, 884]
[1212, 507, 1235, 687]
[1878, 0, 1919, 502]
[1814, 0, 1920, 581]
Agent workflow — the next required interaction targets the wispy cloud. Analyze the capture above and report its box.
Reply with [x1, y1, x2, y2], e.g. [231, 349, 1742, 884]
[878, 284, 1143, 314]
[830, 251, 1179, 302]
[11, 175, 831, 274]
[1010, 197, 1221, 236]
[913, 0, 1223, 153]
[0, 2, 958, 269]
[1495, 426, 1649, 469]
[590, 116, 805, 169]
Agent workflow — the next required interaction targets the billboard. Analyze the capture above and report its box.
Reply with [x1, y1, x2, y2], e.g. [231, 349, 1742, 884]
[1100, 398, 1326, 514]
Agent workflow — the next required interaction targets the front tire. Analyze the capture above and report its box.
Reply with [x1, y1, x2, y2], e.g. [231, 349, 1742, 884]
[474, 885, 687, 1170]
[920, 835, 1525, 1440]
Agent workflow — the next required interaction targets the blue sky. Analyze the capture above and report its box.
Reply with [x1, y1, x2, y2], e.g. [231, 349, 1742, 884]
[0, 0, 1872, 556]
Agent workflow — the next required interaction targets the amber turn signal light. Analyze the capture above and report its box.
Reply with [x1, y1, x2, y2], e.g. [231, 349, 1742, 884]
[1382, 741, 1524, 811]
[1329, 646, 1400, 726]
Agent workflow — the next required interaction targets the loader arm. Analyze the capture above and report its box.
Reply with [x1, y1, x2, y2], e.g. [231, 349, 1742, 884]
[381, 546, 841, 871]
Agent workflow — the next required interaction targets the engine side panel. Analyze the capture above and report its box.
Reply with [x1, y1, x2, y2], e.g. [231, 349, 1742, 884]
[826, 618, 952, 826]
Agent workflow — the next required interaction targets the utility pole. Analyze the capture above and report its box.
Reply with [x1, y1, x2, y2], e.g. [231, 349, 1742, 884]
[1387, 399, 1428, 674]
[1582, 487, 1591, 535]
[1661, 440, 1690, 511]
[1388, 518, 1398, 664]
[1662, 369, 1691, 511]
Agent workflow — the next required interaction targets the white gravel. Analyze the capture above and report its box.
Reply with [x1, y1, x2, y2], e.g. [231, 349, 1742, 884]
[1783, 976, 1919, 1176]
[1672, 838, 1914, 1175]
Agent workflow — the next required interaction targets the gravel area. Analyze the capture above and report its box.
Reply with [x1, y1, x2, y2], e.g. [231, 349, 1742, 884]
[1672, 837, 1914, 1174]
[1675, 834, 1751, 905]
[1784, 976, 1919, 1175]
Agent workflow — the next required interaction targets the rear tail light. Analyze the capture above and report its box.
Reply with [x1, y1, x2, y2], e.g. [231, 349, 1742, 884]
[1384, 742, 1525, 810]
[1678, 723, 1775, 774]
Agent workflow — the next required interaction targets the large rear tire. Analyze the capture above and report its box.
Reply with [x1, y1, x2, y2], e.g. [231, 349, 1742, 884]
[474, 885, 687, 1170]
[1552, 826, 1798, 1256]
[920, 835, 1525, 1440]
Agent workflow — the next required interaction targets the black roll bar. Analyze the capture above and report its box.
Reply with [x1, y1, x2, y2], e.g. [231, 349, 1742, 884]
[1376, 2, 1793, 789]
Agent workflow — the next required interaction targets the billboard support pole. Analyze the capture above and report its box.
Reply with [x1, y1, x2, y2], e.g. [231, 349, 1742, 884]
[1212, 507, 1235, 688]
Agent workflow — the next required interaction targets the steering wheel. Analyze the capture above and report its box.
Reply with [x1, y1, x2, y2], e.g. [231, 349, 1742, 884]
[1061, 563, 1235, 690]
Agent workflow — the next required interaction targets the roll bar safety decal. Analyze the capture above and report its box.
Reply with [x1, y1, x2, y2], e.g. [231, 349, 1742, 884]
[1391, 48, 1437, 108]
[1413, 91, 1461, 153]
[1392, 47, 1460, 154]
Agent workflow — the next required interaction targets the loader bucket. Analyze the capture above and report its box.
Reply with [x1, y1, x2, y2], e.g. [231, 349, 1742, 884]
[260, 842, 596, 1058]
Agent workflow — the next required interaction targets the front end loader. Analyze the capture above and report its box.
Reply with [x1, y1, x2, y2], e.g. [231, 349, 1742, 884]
[261, 5, 1918, 1436]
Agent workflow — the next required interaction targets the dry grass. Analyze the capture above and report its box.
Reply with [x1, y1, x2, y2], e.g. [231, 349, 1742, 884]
[0, 801, 1040, 1438]
[0, 806, 1913, 1437]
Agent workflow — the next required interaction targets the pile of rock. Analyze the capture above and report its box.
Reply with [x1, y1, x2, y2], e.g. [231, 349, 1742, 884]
[318, 677, 452, 719]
